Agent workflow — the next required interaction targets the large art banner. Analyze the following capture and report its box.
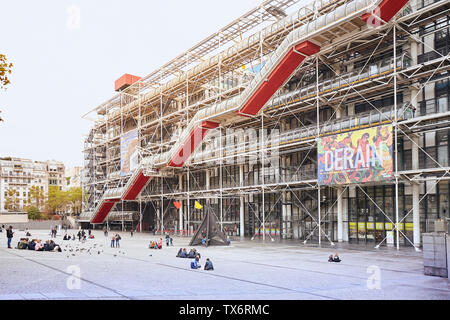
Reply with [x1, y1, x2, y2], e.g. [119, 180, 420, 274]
[120, 129, 139, 176]
[317, 124, 394, 185]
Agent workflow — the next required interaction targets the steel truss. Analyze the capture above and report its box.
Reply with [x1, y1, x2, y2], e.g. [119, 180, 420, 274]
[81, 0, 450, 250]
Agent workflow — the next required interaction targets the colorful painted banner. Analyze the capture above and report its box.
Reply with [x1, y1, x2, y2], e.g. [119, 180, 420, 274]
[120, 129, 139, 176]
[318, 125, 394, 185]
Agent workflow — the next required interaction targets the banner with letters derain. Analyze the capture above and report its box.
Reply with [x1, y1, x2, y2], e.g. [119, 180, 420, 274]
[317, 124, 394, 185]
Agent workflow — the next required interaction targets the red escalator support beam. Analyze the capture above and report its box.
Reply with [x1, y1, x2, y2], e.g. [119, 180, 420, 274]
[168, 121, 219, 167]
[91, 198, 120, 224]
[123, 171, 151, 200]
[236, 40, 320, 117]
[362, 0, 409, 26]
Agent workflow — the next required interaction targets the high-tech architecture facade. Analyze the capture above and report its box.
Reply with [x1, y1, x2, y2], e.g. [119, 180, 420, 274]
[80, 0, 450, 249]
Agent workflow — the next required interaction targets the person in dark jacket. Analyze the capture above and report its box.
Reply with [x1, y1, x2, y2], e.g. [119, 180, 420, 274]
[115, 233, 121, 248]
[165, 234, 170, 246]
[328, 254, 334, 262]
[187, 249, 196, 259]
[6, 226, 14, 249]
[204, 258, 214, 271]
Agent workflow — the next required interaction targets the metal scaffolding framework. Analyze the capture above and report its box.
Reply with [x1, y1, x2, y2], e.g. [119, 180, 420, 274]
[81, 0, 450, 250]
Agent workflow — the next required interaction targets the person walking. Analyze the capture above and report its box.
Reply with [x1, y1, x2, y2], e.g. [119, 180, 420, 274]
[6, 226, 14, 249]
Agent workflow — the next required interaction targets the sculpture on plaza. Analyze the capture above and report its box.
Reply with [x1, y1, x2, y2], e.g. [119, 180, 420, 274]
[189, 205, 227, 247]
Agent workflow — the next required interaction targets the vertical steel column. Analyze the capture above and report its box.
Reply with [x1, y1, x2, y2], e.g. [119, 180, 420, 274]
[393, 25, 400, 251]
[179, 173, 183, 236]
[186, 52, 190, 236]
[220, 127, 223, 231]
[160, 76, 164, 236]
[139, 195, 142, 233]
[316, 56, 321, 246]
[261, 113, 265, 241]
[239, 164, 245, 239]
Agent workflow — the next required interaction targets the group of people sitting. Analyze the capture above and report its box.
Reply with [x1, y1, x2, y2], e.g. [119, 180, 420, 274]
[17, 238, 62, 252]
[176, 248, 201, 259]
[63, 234, 76, 241]
[149, 238, 163, 249]
[328, 253, 341, 262]
[190, 256, 214, 271]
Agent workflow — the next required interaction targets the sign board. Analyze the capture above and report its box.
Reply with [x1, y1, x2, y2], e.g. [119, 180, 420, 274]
[318, 125, 394, 185]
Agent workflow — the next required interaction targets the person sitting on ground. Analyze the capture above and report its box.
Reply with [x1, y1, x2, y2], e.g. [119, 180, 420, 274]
[187, 249, 196, 259]
[204, 258, 214, 271]
[157, 238, 163, 249]
[26, 231, 32, 237]
[28, 239, 36, 251]
[63, 234, 69, 241]
[333, 253, 341, 263]
[328, 254, 334, 262]
[34, 240, 44, 251]
[72, 234, 76, 240]
[176, 248, 183, 257]
[89, 234, 94, 239]
[180, 248, 188, 258]
[201, 236, 207, 246]
[17, 238, 29, 250]
[190, 256, 201, 269]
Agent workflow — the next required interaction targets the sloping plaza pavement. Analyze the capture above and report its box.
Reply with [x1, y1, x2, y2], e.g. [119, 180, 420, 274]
[0, 229, 449, 300]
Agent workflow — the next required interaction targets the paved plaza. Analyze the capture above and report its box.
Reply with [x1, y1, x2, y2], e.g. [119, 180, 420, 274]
[0, 229, 449, 300]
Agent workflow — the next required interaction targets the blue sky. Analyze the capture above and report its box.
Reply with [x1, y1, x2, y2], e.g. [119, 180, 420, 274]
[0, 0, 264, 168]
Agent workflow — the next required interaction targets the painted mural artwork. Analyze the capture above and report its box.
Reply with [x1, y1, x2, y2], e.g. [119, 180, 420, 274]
[120, 129, 139, 176]
[317, 124, 394, 185]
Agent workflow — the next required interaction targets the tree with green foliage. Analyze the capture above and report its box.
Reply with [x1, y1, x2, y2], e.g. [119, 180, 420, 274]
[46, 186, 68, 214]
[27, 185, 45, 210]
[26, 206, 41, 220]
[4, 188, 20, 211]
[67, 187, 82, 215]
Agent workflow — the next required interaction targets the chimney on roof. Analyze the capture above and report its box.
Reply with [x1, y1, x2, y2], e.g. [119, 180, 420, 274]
[115, 74, 142, 92]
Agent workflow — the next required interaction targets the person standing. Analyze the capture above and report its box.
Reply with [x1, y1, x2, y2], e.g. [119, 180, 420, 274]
[111, 234, 116, 248]
[165, 234, 170, 246]
[6, 226, 14, 249]
[115, 233, 121, 248]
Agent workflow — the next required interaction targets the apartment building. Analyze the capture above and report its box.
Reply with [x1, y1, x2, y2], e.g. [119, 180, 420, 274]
[0, 157, 65, 211]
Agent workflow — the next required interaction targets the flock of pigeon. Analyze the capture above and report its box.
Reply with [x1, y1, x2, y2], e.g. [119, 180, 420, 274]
[60, 242, 127, 259]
